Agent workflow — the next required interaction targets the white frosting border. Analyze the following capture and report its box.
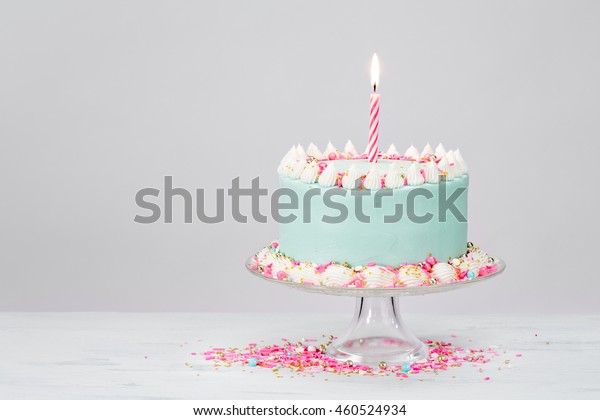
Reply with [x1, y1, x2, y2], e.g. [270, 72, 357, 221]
[250, 241, 497, 289]
[278, 142, 468, 190]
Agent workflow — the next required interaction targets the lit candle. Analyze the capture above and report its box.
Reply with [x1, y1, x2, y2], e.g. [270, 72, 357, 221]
[368, 54, 380, 163]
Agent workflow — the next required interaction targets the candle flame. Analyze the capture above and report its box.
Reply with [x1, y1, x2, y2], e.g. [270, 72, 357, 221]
[371, 54, 380, 91]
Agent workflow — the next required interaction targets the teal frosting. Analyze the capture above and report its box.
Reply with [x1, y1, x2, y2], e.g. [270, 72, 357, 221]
[278, 173, 468, 266]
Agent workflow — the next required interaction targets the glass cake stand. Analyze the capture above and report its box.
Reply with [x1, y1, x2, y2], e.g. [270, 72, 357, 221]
[246, 257, 506, 367]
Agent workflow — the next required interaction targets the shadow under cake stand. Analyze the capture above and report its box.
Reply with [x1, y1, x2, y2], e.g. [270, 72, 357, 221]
[246, 258, 506, 367]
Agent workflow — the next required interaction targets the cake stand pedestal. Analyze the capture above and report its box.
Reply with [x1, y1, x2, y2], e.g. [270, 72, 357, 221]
[246, 258, 505, 367]
[326, 296, 429, 365]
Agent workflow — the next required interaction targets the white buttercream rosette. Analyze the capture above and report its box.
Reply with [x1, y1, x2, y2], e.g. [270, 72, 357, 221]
[458, 249, 490, 273]
[430, 262, 458, 284]
[287, 263, 323, 285]
[322, 265, 354, 287]
[362, 266, 396, 288]
[396, 265, 430, 287]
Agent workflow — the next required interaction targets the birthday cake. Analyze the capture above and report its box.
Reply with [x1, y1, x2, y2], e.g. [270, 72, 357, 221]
[250, 141, 497, 288]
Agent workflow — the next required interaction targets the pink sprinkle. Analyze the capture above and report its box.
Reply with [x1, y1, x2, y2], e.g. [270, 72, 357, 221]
[263, 264, 273, 276]
[367, 262, 376, 267]
[484, 377, 490, 381]
[144, 356, 148, 359]
[426, 256, 438, 266]
[516, 354, 523, 357]
[315, 265, 326, 274]
[190, 352, 197, 356]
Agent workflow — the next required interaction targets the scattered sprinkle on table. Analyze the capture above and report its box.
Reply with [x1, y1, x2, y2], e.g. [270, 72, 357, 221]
[199, 336, 508, 379]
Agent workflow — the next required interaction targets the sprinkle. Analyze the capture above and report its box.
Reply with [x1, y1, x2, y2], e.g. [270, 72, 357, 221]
[516, 354, 522, 357]
[200, 335, 501, 379]
[484, 377, 490, 381]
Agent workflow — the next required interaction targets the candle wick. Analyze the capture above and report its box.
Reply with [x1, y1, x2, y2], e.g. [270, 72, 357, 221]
[373, 84, 377, 93]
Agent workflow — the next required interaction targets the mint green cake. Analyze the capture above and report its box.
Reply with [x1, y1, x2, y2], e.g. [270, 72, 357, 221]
[250, 141, 496, 289]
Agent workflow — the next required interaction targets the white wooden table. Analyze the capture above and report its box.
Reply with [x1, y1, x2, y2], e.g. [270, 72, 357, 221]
[0, 313, 598, 399]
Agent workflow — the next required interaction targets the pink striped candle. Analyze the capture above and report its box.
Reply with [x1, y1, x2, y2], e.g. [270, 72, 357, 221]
[368, 54, 380, 163]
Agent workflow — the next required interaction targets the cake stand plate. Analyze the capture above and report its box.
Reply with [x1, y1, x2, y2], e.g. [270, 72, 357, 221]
[246, 257, 506, 367]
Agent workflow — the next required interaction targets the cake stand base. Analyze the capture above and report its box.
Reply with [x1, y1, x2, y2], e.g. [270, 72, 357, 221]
[326, 297, 429, 366]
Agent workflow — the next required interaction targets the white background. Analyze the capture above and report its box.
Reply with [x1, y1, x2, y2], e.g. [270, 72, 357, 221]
[1, 0, 598, 313]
